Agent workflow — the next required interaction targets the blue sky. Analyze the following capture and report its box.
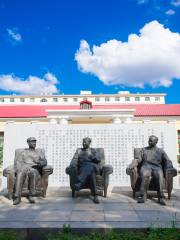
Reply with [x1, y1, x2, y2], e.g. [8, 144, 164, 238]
[0, 0, 180, 103]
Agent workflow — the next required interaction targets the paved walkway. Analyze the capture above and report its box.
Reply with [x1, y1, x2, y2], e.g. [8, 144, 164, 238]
[0, 187, 180, 230]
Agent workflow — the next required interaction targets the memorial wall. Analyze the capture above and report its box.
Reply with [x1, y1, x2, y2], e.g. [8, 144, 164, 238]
[1, 123, 179, 189]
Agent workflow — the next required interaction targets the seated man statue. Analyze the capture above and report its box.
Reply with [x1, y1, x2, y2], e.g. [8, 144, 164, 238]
[70, 137, 101, 204]
[129, 135, 174, 205]
[13, 137, 47, 205]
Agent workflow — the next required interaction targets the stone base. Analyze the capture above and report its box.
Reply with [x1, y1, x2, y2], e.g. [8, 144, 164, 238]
[0, 187, 180, 235]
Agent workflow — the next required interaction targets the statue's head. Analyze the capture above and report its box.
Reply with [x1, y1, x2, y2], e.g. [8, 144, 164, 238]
[82, 137, 91, 149]
[148, 135, 158, 148]
[27, 137, 37, 149]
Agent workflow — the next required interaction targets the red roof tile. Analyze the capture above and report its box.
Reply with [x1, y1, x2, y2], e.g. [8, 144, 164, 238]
[0, 104, 180, 118]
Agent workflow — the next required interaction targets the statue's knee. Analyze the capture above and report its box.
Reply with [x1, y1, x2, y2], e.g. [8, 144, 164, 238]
[141, 171, 150, 179]
[29, 169, 36, 177]
[154, 171, 163, 180]
[142, 177, 150, 183]
[17, 171, 26, 178]
[154, 174, 159, 180]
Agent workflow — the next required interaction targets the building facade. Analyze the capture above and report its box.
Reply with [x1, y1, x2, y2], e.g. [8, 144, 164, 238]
[0, 90, 180, 173]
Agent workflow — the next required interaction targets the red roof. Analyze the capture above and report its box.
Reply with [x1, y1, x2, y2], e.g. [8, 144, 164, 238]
[93, 104, 180, 116]
[0, 104, 180, 118]
[80, 100, 92, 104]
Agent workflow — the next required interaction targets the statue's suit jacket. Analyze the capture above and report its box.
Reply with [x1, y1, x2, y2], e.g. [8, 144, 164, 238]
[14, 148, 47, 172]
[137, 146, 173, 172]
[70, 148, 101, 173]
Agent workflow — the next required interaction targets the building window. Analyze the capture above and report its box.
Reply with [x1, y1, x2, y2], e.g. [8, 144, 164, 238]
[20, 98, 25, 102]
[10, 98, 14, 102]
[40, 98, 47, 102]
[0, 98, 4, 102]
[63, 98, 68, 102]
[53, 98, 58, 102]
[135, 97, 140, 101]
[95, 97, 100, 102]
[155, 96, 160, 101]
[125, 97, 130, 101]
[115, 97, 120, 102]
[83, 97, 87, 101]
[73, 98, 78, 102]
[105, 97, 110, 102]
[30, 98, 35, 102]
[80, 100, 92, 109]
[145, 97, 150, 101]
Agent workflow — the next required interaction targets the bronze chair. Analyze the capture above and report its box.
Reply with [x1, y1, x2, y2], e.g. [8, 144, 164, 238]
[66, 148, 113, 198]
[3, 149, 53, 200]
[126, 148, 177, 200]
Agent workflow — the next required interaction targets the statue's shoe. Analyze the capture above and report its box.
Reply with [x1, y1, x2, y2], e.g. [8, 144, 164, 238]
[73, 183, 82, 191]
[27, 196, 35, 204]
[158, 198, 166, 205]
[93, 195, 100, 204]
[137, 196, 145, 203]
[29, 191, 36, 196]
[8, 193, 13, 200]
[13, 197, 21, 205]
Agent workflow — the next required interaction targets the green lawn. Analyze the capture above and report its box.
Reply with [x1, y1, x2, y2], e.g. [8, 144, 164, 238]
[0, 228, 180, 240]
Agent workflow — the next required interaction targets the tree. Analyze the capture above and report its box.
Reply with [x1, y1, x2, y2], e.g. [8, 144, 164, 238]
[0, 136, 3, 166]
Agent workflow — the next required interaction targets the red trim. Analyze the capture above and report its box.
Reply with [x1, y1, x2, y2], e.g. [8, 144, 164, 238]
[0, 104, 180, 118]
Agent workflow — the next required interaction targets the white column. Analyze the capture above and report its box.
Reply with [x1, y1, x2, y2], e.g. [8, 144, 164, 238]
[112, 115, 122, 124]
[124, 117, 133, 123]
[49, 118, 58, 124]
[58, 116, 69, 125]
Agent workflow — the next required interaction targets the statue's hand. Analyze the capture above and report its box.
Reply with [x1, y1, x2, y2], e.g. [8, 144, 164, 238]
[31, 164, 39, 169]
[166, 167, 175, 172]
[37, 162, 41, 167]
[128, 163, 136, 170]
[35, 161, 43, 168]
[88, 153, 94, 160]
[38, 157, 47, 167]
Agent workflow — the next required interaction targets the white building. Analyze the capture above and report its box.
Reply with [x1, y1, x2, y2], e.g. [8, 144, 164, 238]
[0, 90, 180, 187]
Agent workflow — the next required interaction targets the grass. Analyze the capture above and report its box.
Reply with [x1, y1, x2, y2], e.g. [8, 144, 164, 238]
[47, 228, 180, 240]
[0, 227, 180, 240]
[0, 231, 24, 240]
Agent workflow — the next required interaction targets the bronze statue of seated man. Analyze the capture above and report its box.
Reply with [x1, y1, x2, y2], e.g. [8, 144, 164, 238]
[128, 135, 174, 205]
[13, 137, 47, 205]
[70, 137, 101, 204]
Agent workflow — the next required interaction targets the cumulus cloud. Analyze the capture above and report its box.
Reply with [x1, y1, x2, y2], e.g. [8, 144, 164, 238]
[7, 28, 22, 43]
[75, 21, 180, 88]
[165, 9, 175, 15]
[0, 72, 59, 95]
[171, 0, 180, 7]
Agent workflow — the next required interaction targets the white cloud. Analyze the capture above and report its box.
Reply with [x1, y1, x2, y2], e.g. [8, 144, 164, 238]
[44, 72, 58, 84]
[171, 0, 180, 7]
[137, 0, 148, 4]
[7, 28, 22, 42]
[165, 9, 175, 15]
[75, 21, 180, 88]
[0, 72, 59, 95]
